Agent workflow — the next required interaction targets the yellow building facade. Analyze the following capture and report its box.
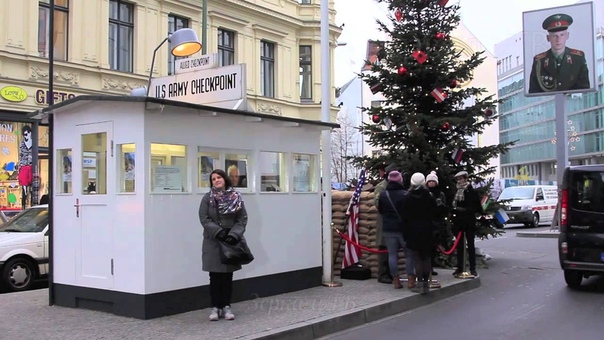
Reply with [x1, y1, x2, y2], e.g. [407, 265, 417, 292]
[0, 0, 342, 208]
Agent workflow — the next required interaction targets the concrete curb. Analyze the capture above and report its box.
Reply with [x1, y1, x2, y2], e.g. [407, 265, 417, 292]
[516, 231, 559, 239]
[247, 277, 481, 340]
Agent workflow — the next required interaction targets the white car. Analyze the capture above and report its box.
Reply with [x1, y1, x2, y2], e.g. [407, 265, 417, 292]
[0, 205, 49, 292]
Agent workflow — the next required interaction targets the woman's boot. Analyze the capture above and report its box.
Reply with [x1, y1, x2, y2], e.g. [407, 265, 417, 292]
[407, 274, 417, 289]
[393, 275, 402, 289]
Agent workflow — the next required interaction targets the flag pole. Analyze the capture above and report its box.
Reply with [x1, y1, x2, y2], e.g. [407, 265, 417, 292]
[320, 0, 341, 288]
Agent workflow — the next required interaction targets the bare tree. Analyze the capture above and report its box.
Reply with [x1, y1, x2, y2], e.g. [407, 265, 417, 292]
[331, 114, 362, 184]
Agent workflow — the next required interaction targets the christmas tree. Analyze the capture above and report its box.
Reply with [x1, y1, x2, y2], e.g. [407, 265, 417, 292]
[353, 0, 514, 241]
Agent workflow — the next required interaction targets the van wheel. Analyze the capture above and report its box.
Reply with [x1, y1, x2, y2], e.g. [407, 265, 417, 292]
[564, 270, 583, 289]
[530, 213, 540, 228]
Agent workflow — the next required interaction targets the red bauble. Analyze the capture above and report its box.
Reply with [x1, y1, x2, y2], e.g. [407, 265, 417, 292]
[435, 32, 446, 40]
[450, 79, 459, 88]
[372, 114, 381, 124]
[398, 66, 407, 75]
[485, 109, 494, 117]
[394, 8, 402, 22]
[441, 122, 451, 130]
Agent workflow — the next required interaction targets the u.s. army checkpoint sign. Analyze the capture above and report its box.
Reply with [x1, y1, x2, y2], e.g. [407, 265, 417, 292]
[149, 63, 246, 108]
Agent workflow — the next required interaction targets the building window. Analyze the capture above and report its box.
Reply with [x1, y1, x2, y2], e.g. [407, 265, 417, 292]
[168, 14, 189, 75]
[299, 46, 312, 100]
[109, 0, 134, 72]
[261, 41, 275, 98]
[38, 0, 69, 61]
[299, 0, 312, 4]
[218, 29, 235, 67]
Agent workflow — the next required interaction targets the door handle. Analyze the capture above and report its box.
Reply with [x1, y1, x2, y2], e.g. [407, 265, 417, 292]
[74, 198, 80, 217]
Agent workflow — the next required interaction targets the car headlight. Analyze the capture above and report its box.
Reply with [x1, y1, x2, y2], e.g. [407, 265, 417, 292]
[521, 205, 532, 211]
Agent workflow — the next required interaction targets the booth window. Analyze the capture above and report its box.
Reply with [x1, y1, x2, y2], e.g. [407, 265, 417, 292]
[293, 153, 317, 192]
[82, 133, 107, 195]
[260, 151, 286, 192]
[150, 143, 188, 193]
[57, 149, 72, 194]
[225, 153, 249, 189]
[118, 143, 135, 193]
[198, 149, 220, 188]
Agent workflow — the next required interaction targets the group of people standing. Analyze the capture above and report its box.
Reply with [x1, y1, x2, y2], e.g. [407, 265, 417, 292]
[374, 163, 483, 295]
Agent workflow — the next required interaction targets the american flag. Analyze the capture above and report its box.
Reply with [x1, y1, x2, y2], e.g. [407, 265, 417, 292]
[342, 169, 367, 269]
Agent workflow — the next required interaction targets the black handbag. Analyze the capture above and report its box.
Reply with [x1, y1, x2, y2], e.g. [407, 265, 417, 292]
[213, 198, 254, 266]
[218, 238, 254, 265]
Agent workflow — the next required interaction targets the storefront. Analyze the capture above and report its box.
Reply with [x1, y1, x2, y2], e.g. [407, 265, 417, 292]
[0, 83, 55, 211]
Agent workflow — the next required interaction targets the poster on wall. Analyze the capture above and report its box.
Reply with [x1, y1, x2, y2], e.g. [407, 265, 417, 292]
[225, 159, 248, 188]
[124, 152, 135, 180]
[293, 155, 311, 192]
[153, 165, 182, 192]
[200, 155, 221, 186]
[523, 2, 597, 96]
[63, 155, 72, 183]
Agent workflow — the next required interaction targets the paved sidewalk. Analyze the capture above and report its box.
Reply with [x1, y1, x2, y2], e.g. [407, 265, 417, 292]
[516, 230, 560, 239]
[0, 269, 480, 340]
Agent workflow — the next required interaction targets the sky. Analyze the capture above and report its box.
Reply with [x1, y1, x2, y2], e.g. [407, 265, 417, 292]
[333, 0, 578, 86]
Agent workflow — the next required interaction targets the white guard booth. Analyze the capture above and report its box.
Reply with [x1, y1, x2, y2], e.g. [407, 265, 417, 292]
[36, 95, 337, 319]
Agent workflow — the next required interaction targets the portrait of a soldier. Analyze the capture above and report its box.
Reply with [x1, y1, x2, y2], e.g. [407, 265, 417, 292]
[528, 13, 590, 93]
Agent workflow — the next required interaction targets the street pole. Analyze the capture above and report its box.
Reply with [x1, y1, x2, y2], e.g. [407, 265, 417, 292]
[48, 0, 56, 306]
[202, 0, 208, 54]
[551, 93, 568, 230]
[320, 0, 340, 287]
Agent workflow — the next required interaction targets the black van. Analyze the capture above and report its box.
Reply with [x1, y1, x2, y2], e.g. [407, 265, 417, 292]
[559, 165, 604, 289]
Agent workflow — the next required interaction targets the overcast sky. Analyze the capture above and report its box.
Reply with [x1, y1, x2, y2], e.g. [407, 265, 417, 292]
[334, 0, 577, 85]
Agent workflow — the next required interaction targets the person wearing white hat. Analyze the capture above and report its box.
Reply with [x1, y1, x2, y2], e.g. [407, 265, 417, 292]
[401, 172, 437, 295]
[426, 171, 448, 279]
[451, 171, 483, 277]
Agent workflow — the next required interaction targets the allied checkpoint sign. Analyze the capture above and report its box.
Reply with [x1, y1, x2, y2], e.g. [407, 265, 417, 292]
[522, 2, 597, 97]
[149, 54, 247, 110]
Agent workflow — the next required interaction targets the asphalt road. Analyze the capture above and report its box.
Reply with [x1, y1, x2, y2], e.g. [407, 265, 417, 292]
[323, 226, 604, 340]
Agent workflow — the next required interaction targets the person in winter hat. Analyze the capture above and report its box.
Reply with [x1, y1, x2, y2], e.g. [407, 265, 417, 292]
[373, 163, 398, 284]
[401, 172, 437, 295]
[451, 170, 483, 277]
[377, 171, 416, 289]
[426, 171, 448, 280]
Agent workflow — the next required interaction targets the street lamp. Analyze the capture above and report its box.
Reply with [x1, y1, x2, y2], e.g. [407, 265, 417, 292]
[145, 28, 202, 97]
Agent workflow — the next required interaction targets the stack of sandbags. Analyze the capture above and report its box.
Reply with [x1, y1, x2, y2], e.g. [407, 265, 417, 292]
[331, 190, 409, 278]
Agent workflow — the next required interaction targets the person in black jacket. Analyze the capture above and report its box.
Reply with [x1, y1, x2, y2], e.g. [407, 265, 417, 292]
[451, 171, 483, 277]
[426, 171, 448, 277]
[377, 171, 416, 289]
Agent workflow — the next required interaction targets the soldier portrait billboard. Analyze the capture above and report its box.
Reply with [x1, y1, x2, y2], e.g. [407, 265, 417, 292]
[522, 2, 596, 97]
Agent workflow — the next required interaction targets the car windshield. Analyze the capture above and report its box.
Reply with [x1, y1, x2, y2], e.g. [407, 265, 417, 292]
[0, 208, 48, 233]
[498, 187, 535, 200]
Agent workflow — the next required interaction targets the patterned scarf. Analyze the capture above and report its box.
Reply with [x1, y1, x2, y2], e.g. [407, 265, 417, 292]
[454, 182, 470, 204]
[210, 187, 243, 214]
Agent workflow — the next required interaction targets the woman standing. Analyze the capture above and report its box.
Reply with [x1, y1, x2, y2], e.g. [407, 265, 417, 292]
[401, 173, 437, 295]
[199, 169, 248, 321]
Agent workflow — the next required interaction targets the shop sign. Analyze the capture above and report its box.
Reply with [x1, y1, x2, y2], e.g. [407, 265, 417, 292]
[149, 64, 246, 107]
[35, 89, 77, 105]
[0, 86, 27, 102]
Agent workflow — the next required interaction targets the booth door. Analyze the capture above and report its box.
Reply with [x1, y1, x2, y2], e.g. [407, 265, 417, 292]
[74, 122, 114, 290]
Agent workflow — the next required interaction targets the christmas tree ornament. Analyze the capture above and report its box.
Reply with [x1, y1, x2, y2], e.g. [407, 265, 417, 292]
[484, 108, 494, 117]
[435, 32, 446, 40]
[368, 79, 382, 94]
[383, 117, 393, 130]
[394, 8, 402, 22]
[412, 50, 428, 64]
[431, 87, 447, 102]
[450, 79, 458, 88]
[398, 66, 407, 75]
[371, 114, 381, 124]
[451, 147, 464, 163]
[438, 0, 449, 6]
[441, 122, 450, 130]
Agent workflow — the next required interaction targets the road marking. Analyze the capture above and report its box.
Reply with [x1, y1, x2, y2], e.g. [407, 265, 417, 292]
[514, 303, 546, 320]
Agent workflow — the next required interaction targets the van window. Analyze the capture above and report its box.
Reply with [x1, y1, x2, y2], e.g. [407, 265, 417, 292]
[499, 187, 535, 200]
[536, 188, 544, 200]
[570, 171, 604, 213]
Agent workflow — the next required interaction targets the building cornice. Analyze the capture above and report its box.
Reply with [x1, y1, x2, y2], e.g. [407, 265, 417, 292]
[208, 11, 250, 27]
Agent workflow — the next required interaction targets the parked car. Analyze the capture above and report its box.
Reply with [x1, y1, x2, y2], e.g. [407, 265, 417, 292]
[497, 185, 558, 227]
[0, 205, 49, 292]
[558, 165, 604, 289]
